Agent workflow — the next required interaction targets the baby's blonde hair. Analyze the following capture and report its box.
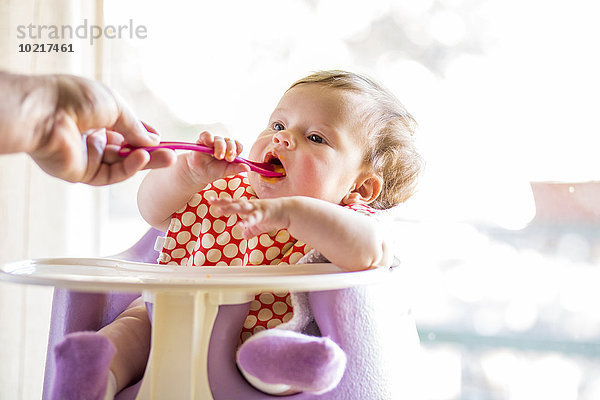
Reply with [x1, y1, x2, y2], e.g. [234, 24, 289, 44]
[289, 70, 423, 209]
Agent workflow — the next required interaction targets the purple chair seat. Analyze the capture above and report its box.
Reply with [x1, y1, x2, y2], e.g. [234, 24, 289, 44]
[43, 229, 420, 399]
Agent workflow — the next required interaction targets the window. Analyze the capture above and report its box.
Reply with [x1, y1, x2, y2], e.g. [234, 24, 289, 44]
[103, 2, 600, 398]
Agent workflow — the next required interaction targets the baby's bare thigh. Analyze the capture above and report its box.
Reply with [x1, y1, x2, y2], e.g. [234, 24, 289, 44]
[100, 296, 150, 343]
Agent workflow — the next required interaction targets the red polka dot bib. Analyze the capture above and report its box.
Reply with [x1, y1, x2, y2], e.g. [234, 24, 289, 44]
[157, 174, 377, 342]
[157, 174, 313, 341]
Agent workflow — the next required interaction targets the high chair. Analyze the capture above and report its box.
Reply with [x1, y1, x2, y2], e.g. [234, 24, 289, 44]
[40, 228, 421, 399]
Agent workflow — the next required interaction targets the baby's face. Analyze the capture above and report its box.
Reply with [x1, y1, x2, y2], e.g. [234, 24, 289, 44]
[248, 84, 367, 204]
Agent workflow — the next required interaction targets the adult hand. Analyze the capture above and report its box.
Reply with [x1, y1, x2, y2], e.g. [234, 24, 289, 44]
[0, 72, 175, 185]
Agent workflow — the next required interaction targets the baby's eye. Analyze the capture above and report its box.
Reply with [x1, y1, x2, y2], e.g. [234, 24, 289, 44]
[273, 122, 285, 131]
[307, 134, 325, 144]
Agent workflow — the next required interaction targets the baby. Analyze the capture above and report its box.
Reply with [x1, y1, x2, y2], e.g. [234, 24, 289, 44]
[51, 70, 423, 399]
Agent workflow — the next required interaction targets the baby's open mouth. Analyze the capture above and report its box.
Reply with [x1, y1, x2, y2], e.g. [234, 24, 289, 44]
[264, 152, 286, 177]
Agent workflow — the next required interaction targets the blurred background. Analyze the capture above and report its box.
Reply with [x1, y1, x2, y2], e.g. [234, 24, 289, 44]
[1, 0, 599, 398]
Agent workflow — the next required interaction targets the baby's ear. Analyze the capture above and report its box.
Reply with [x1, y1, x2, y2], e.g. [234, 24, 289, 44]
[341, 173, 383, 205]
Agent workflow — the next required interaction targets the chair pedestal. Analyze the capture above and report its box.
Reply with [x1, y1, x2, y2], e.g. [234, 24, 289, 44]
[136, 290, 253, 400]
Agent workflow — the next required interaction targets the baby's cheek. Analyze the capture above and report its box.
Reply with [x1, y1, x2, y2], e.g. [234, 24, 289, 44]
[292, 159, 327, 196]
[248, 141, 264, 162]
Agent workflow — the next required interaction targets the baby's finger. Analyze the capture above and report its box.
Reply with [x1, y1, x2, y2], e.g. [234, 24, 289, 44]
[238, 211, 265, 239]
[239, 212, 258, 228]
[216, 199, 250, 214]
[224, 138, 238, 162]
[224, 162, 251, 177]
[197, 131, 215, 147]
[209, 197, 255, 216]
[235, 140, 244, 157]
[212, 136, 227, 159]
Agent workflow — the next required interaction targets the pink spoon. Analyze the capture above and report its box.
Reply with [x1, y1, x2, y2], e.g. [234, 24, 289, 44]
[118, 141, 285, 177]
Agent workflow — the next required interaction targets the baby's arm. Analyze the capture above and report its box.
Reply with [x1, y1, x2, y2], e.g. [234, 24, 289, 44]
[138, 132, 249, 231]
[209, 196, 392, 271]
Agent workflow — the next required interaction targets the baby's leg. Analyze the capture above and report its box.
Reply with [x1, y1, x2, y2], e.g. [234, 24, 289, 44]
[51, 297, 151, 400]
[97, 296, 151, 391]
[236, 329, 346, 396]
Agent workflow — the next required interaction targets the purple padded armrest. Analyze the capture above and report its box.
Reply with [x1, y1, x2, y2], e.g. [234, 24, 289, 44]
[205, 285, 412, 400]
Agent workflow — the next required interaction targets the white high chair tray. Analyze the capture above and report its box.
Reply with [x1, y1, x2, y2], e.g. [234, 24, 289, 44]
[1, 257, 390, 400]
[0, 257, 388, 293]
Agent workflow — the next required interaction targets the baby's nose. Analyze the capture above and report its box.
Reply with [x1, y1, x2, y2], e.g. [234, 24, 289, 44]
[272, 130, 295, 149]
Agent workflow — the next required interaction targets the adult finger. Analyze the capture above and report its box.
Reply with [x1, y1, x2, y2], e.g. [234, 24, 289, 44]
[141, 121, 158, 134]
[30, 110, 86, 182]
[87, 142, 175, 185]
[87, 149, 151, 186]
[110, 93, 160, 147]
[81, 128, 108, 183]
[102, 143, 175, 168]
[140, 148, 177, 170]
[106, 129, 126, 146]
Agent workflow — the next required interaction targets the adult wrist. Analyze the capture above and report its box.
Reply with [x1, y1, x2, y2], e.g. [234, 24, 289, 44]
[22, 73, 60, 155]
[0, 72, 57, 155]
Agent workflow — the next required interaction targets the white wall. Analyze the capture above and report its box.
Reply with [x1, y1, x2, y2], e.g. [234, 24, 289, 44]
[0, 1, 105, 398]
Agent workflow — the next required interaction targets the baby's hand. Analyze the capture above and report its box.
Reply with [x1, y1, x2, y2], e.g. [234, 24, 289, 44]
[207, 196, 290, 240]
[186, 131, 250, 184]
